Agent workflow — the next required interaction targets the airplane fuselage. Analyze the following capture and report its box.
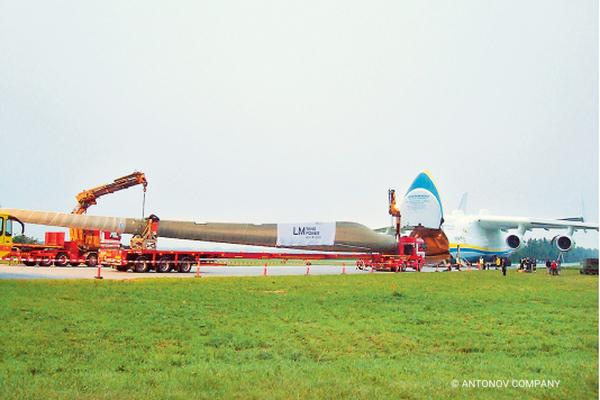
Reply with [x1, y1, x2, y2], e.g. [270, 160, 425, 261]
[442, 213, 512, 261]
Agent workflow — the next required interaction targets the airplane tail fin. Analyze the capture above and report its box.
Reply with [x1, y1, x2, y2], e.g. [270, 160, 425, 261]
[558, 217, 584, 222]
[558, 195, 586, 223]
[458, 193, 468, 213]
[400, 171, 444, 229]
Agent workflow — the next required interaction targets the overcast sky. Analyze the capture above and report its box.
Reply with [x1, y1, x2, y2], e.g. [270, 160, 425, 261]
[0, 0, 598, 248]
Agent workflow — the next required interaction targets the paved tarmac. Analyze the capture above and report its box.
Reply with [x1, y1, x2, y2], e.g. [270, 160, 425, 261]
[0, 263, 462, 280]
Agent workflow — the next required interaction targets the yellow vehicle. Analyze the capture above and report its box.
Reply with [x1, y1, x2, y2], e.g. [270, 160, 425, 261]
[0, 213, 24, 260]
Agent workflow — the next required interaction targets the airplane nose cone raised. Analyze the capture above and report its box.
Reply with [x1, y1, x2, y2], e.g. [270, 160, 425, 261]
[400, 171, 444, 229]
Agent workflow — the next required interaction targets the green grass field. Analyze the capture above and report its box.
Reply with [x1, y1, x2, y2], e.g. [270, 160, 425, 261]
[0, 270, 596, 399]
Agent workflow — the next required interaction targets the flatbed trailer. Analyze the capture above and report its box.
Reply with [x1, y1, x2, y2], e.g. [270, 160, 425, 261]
[9, 240, 79, 267]
[6, 231, 119, 267]
[98, 248, 418, 273]
[98, 236, 426, 273]
[2, 226, 425, 273]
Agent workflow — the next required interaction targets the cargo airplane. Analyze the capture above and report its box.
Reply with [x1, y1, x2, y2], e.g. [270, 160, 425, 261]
[394, 171, 599, 262]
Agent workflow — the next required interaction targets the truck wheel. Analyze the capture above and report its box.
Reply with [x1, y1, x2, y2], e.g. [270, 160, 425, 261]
[178, 257, 194, 273]
[54, 253, 69, 267]
[116, 265, 128, 272]
[156, 256, 172, 273]
[23, 260, 37, 267]
[39, 257, 52, 267]
[86, 253, 98, 268]
[133, 256, 150, 273]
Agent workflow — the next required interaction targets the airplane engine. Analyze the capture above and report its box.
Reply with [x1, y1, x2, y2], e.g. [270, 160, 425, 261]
[505, 234, 523, 250]
[552, 235, 574, 252]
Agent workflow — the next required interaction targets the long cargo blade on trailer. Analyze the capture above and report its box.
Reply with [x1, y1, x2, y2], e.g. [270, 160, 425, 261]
[0, 208, 398, 254]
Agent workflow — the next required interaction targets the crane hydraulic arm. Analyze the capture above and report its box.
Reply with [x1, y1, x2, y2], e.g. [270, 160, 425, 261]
[71, 172, 148, 250]
[73, 172, 148, 214]
[388, 189, 401, 239]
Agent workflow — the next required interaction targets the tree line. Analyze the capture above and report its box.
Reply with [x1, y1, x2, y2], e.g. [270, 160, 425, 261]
[509, 238, 598, 263]
[12, 235, 40, 244]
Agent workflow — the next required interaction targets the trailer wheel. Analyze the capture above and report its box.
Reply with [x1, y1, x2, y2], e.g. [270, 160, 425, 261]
[156, 256, 172, 273]
[54, 253, 69, 267]
[133, 256, 150, 273]
[86, 253, 98, 268]
[39, 256, 52, 267]
[23, 260, 37, 267]
[178, 257, 194, 273]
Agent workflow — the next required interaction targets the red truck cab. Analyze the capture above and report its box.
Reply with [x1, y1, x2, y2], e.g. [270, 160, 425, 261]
[397, 236, 426, 271]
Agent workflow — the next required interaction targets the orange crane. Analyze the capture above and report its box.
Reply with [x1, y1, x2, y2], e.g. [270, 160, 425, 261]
[70, 172, 148, 251]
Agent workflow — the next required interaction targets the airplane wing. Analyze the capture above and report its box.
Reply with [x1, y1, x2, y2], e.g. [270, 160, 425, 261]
[476, 216, 599, 232]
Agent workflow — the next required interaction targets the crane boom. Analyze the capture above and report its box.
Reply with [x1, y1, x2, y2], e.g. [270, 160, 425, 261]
[73, 172, 148, 214]
[70, 171, 148, 251]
